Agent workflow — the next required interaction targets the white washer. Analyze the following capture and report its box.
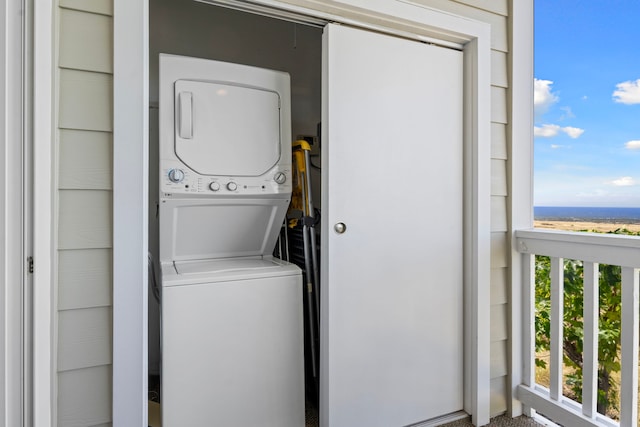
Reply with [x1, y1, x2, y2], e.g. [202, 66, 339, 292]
[158, 54, 304, 426]
[161, 258, 303, 427]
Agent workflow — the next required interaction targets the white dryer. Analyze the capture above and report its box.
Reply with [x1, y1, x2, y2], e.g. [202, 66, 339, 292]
[158, 54, 304, 427]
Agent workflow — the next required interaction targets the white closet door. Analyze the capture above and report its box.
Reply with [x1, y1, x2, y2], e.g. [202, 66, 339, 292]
[321, 23, 464, 427]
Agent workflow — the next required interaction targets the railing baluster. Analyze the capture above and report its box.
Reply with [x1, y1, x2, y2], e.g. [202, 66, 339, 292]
[582, 261, 599, 418]
[522, 253, 535, 417]
[620, 267, 639, 427]
[550, 256, 564, 402]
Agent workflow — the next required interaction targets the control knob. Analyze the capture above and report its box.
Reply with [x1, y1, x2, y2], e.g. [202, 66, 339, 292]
[226, 182, 238, 191]
[167, 168, 185, 183]
[209, 182, 220, 192]
[274, 172, 287, 184]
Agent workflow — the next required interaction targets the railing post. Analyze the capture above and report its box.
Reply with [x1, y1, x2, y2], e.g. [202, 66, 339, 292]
[521, 253, 535, 417]
[620, 267, 639, 427]
[550, 257, 564, 402]
[582, 262, 599, 419]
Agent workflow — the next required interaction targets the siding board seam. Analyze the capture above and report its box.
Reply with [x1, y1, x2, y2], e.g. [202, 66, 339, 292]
[451, 0, 508, 16]
[59, 5, 113, 18]
[58, 304, 112, 313]
[58, 65, 113, 76]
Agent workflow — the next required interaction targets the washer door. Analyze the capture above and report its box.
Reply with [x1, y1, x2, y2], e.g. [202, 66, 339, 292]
[159, 196, 290, 262]
[174, 79, 281, 176]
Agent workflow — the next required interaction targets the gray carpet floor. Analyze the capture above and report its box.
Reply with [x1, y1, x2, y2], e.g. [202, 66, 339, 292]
[304, 413, 544, 427]
[440, 415, 545, 426]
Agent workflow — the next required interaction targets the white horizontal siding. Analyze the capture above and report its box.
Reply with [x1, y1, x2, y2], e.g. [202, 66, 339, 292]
[59, 8, 113, 73]
[491, 123, 507, 160]
[58, 190, 112, 250]
[59, 0, 113, 16]
[491, 196, 507, 232]
[59, 130, 112, 190]
[491, 340, 508, 378]
[490, 267, 508, 306]
[58, 307, 112, 372]
[453, 0, 508, 16]
[489, 33, 510, 413]
[58, 365, 112, 427]
[491, 86, 508, 124]
[491, 159, 508, 196]
[57, 4, 114, 427]
[59, 68, 113, 132]
[490, 376, 508, 416]
[58, 249, 112, 310]
[491, 51, 508, 88]
[490, 304, 508, 342]
[491, 232, 508, 269]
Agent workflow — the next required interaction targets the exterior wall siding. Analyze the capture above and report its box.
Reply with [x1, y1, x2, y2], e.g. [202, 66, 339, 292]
[57, 1, 114, 426]
[54, 0, 513, 422]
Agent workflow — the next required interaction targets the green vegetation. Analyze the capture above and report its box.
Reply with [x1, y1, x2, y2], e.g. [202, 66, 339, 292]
[535, 228, 640, 417]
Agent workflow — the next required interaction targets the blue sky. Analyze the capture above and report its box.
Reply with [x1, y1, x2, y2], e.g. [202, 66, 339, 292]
[534, 0, 640, 207]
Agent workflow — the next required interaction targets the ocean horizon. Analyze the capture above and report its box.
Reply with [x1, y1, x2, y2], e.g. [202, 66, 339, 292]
[534, 206, 640, 223]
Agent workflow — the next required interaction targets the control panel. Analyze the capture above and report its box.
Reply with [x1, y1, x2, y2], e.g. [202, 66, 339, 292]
[160, 160, 292, 196]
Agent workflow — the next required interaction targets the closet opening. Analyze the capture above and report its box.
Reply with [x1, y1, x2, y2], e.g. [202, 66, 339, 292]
[148, 1, 323, 425]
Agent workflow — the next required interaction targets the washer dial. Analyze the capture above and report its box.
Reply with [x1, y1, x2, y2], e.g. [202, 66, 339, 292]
[168, 168, 185, 183]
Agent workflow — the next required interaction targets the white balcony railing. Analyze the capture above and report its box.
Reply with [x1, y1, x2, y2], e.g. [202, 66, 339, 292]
[516, 229, 640, 427]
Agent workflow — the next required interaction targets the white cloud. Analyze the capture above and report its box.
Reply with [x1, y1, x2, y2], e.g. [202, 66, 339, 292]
[550, 144, 562, 149]
[534, 79, 559, 117]
[625, 140, 640, 150]
[611, 176, 636, 187]
[534, 124, 560, 137]
[562, 126, 585, 139]
[534, 124, 584, 139]
[559, 106, 575, 120]
[613, 79, 640, 104]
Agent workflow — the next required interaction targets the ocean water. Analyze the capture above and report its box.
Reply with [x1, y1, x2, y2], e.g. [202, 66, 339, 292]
[534, 206, 640, 222]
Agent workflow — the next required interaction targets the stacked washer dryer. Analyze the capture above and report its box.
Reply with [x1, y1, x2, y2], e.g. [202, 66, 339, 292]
[158, 54, 304, 427]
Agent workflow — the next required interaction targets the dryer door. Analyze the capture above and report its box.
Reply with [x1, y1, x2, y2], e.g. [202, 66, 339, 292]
[174, 79, 281, 176]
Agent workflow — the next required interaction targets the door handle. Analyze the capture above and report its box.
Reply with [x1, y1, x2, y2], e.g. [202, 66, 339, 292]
[334, 222, 347, 234]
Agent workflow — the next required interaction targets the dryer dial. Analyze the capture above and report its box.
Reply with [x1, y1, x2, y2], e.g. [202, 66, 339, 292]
[274, 172, 286, 184]
[209, 182, 221, 192]
[168, 168, 185, 183]
[226, 182, 238, 191]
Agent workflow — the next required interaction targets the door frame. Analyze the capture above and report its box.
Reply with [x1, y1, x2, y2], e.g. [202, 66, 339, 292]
[112, 0, 492, 425]
[32, 0, 55, 425]
[1, 0, 56, 425]
[1, 0, 30, 425]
